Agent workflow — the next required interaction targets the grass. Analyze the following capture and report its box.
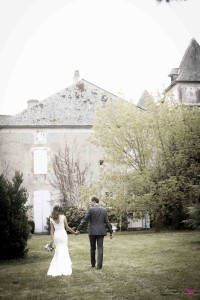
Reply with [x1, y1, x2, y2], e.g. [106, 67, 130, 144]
[0, 230, 200, 300]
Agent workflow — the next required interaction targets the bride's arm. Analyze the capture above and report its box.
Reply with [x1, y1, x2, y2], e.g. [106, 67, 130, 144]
[64, 216, 76, 234]
[50, 220, 55, 243]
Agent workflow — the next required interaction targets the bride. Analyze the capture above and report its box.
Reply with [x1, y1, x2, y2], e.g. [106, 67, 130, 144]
[47, 205, 77, 276]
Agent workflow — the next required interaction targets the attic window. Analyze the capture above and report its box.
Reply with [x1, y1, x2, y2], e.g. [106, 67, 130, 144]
[99, 160, 104, 166]
[36, 130, 44, 143]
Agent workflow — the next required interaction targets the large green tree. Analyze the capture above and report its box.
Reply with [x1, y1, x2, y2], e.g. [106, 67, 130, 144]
[0, 171, 30, 259]
[91, 94, 200, 230]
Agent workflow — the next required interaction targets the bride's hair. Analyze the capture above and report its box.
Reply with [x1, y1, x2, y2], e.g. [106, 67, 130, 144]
[52, 205, 62, 220]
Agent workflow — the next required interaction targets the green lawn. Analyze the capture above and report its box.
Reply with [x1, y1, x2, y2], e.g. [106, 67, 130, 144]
[0, 231, 200, 300]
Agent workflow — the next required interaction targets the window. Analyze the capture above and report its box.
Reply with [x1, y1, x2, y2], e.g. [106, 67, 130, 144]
[35, 130, 45, 144]
[34, 149, 47, 174]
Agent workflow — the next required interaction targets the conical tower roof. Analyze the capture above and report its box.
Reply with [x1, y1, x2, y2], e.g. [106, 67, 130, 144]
[166, 38, 200, 92]
[176, 38, 200, 81]
[177, 38, 200, 81]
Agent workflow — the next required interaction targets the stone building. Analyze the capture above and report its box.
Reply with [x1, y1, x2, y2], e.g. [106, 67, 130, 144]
[137, 38, 200, 108]
[165, 38, 200, 105]
[0, 38, 199, 232]
[0, 71, 117, 232]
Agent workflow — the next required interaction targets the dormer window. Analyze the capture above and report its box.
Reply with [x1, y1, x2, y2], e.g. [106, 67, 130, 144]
[168, 68, 179, 83]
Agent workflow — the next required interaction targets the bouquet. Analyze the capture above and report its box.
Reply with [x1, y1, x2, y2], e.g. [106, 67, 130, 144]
[45, 241, 54, 252]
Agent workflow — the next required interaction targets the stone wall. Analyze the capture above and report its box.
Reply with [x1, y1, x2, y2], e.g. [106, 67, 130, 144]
[0, 127, 104, 232]
[168, 82, 200, 105]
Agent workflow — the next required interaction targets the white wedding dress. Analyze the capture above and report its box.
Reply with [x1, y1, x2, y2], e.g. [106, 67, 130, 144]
[47, 215, 72, 276]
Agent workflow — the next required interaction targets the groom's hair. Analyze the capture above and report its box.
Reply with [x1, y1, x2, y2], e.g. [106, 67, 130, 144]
[91, 196, 99, 203]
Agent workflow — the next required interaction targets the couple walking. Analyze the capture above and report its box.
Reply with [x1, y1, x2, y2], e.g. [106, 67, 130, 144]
[47, 196, 113, 276]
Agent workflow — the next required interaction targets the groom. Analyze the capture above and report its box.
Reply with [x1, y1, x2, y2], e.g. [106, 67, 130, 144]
[76, 196, 113, 270]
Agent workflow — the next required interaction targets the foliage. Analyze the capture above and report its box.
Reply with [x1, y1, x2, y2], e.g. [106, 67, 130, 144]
[183, 204, 200, 230]
[28, 220, 35, 234]
[45, 206, 87, 233]
[107, 207, 118, 223]
[64, 206, 88, 232]
[79, 182, 101, 208]
[91, 94, 200, 231]
[50, 142, 92, 208]
[0, 171, 31, 259]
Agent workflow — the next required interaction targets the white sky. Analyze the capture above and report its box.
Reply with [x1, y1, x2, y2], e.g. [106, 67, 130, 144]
[0, 0, 199, 115]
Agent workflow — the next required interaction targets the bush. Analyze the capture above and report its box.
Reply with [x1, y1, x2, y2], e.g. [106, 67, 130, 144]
[183, 204, 200, 230]
[0, 171, 31, 260]
[64, 207, 87, 232]
[28, 220, 35, 234]
[107, 209, 128, 231]
[45, 206, 87, 233]
[107, 209, 118, 223]
[163, 203, 188, 230]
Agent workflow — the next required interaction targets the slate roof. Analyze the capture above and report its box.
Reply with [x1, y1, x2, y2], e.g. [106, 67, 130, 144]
[166, 38, 200, 91]
[0, 115, 11, 121]
[178, 38, 200, 81]
[0, 79, 117, 127]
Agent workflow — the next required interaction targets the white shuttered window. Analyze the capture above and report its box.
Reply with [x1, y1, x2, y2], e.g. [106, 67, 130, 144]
[34, 149, 47, 174]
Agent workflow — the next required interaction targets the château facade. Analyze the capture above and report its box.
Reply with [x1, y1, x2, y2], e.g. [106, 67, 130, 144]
[165, 38, 200, 105]
[0, 71, 117, 232]
[0, 38, 199, 233]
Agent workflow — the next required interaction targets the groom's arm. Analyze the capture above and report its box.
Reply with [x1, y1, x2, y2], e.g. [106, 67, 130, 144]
[77, 208, 91, 232]
[104, 210, 113, 235]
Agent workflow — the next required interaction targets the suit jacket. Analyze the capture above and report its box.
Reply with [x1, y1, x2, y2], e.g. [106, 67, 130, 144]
[77, 205, 113, 235]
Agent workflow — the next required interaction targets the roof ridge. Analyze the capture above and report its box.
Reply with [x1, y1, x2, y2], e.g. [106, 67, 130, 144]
[82, 79, 118, 97]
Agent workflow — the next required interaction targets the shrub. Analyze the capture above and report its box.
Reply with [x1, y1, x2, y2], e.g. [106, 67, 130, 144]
[28, 220, 35, 234]
[45, 206, 87, 233]
[0, 171, 31, 260]
[162, 203, 188, 230]
[183, 204, 200, 230]
[107, 209, 128, 231]
[64, 207, 87, 232]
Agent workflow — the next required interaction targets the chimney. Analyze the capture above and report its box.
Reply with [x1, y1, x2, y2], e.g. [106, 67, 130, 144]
[73, 70, 80, 84]
[27, 99, 39, 109]
[168, 68, 179, 83]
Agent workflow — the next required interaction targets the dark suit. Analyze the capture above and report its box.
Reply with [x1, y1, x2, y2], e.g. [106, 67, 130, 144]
[77, 205, 113, 269]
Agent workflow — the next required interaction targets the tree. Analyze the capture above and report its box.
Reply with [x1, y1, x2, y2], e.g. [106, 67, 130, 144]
[183, 204, 200, 230]
[50, 142, 92, 208]
[91, 94, 200, 230]
[0, 171, 30, 259]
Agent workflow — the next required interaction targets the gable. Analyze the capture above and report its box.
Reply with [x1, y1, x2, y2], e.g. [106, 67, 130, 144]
[0, 79, 117, 127]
